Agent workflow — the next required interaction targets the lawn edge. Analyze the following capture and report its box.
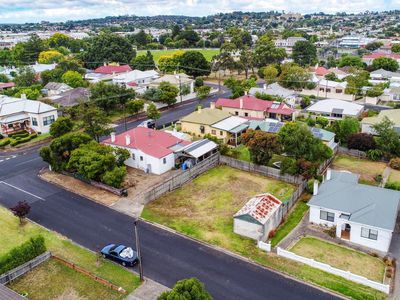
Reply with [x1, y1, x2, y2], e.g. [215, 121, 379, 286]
[140, 218, 349, 300]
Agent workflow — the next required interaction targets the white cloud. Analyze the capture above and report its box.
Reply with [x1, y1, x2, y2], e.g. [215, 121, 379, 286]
[0, 0, 395, 23]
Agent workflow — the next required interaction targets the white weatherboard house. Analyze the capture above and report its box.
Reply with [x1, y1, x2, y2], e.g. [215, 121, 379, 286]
[0, 95, 58, 136]
[306, 99, 363, 123]
[308, 170, 400, 253]
[234, 193, 283, 241]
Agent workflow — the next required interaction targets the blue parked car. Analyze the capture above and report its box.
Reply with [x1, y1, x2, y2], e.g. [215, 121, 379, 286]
[101, 244, 138, 267]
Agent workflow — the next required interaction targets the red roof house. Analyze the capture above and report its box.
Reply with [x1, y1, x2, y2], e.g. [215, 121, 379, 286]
[362, 52, 400, 65]
[215, 95, 295, 121]
[0, 82, 15, 90]
[94, 64, 132, 74]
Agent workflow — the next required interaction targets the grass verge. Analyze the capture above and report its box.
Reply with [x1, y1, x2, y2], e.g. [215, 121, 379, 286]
[0, 207, 140, 296]
[270, 194, 310, 247]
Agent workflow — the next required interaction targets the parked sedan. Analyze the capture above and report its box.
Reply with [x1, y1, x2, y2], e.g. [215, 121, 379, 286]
[101, 244, 138, 267]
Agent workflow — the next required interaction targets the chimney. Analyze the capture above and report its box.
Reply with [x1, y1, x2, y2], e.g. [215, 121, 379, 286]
[244, 91, 248, 96]
[263, 83, 267, 90]
[210, 102, 215, 109]
[326, 168, 332, 181]
[20, 93, 27, 99]
[239, 97, 243, 109]
[125, 134, 131, 146]
[313, 180, 319, 196]
[197, 105, 202, 113]
[103, 62, 107, 66]
[110, 132, 116, 143]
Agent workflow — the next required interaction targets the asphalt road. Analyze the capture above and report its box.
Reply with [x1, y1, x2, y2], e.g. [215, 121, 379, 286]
[0, 89, 340, 300]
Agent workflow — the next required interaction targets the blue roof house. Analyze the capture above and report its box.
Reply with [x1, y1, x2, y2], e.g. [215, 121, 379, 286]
[308, 170, 400, 253]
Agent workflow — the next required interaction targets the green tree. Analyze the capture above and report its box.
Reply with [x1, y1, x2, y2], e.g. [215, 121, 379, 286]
[178, 51, 211, 77]
[223, 77, 256, 98]
[176, 29, 200, 46]
[146, 103, 161, 120]
[90, 81, 135, 113]
[49, 117, 74, 137]
[392, 44, 400, 53]
[131, 51, 156, 71]
[79, 104, 111, 142]
[329, 117, 360, 144]
[0, 74, 9, 83]
[365, 41, 383, 51]
[372, 116, 400, 157]
[372, 57, 399, 72]
[337, 55, 364, 68]
[278, 122, 332, 162]
[278, 63, 310, 90]
[253, 40, 286, 67]
[196, 85, 211, 102]
[158, 278, 212, 300]
[14, 67, 36, 87]
[39, 131, 92, 170]
[292, 40, 317, 66]
[48, 33, 72, 48]
[263, 65, 279, 85]
[158, 81, 179, 106]
[12, 34, 48, 65]
[61, 70, 85, 88]
[14, 88, 41, 100]
[241, 129, 281, 165]
[82, 33, 135, 68]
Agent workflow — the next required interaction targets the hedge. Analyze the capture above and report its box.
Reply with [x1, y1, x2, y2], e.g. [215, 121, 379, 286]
[0, 236, 46, 274]
[8, 131, 29, 138]
[10, 133, 38, 147]
[385, 182, 400, 191]
[0, 138, 10, 147]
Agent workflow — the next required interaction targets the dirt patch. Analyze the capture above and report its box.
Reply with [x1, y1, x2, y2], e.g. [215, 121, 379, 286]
[40, 170, 120, 206]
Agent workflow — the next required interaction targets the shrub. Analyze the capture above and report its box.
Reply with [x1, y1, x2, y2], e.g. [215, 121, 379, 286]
[347, 133, 376, 151]
[0, 138, 10, 147]
[375, 174, 383, 183]
[10, 201, 31, 224]
[280, 157, 298, 175]
[101, 166, 127, 188]
[385, 182, 400, 191]
[268, 230, 276, 239]
[366, 149, 383, 161]
[389, 157, 400, 170]
[0, 236, 46, 274]
[316, 117, 329, 128]
[306, 179, 319, 194]
[324, 226, 336, 238]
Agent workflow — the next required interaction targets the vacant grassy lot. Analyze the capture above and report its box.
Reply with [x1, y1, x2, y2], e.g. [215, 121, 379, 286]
[136, 48, 220, 62]
[0, 207, 140, 295]
[142, 166, 295, 247]
[290, 237, 385, 282]
[332, 154, 386, 185]
[9, 259, 123, 300]
[270, 194, 310, 247]
[142, 166, 386, 300]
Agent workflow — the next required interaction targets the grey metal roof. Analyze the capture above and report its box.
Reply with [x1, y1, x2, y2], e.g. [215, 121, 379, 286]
[331, 108, 344, 114]
[308, 170, 400, 231]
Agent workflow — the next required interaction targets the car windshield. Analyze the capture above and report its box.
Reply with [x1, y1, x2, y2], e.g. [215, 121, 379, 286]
[109, 245, 118, 252]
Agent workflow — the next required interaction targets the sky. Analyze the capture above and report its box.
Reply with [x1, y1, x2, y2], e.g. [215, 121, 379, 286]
[0, 0, 399, 24]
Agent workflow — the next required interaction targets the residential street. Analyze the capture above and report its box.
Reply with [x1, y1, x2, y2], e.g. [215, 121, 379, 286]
[0, 90, 339, 300]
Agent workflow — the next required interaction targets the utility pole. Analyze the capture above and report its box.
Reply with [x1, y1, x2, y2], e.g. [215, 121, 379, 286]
[134, 219, 144, 282]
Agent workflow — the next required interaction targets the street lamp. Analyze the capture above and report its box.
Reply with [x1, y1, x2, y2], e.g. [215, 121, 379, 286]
[134, 219, 144, 282]
[175, 74, 183, 103]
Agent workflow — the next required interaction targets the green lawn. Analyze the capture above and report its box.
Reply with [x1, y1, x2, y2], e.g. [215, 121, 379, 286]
[230, 145, 251, 162]
[0, 207, 140, 296]
[9, 259, 123, 300]
[137, 49, 220, 63]
[332, 154, 386, 186]
[270, 195, 310, 247]
[290, 237, 386, 282]
[142, 166, 386, 300]
[388, 169, 400, 184]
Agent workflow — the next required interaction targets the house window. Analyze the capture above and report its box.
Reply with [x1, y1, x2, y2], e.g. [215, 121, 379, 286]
[200, 125, 205, 134]
[235, 111, 239, 115]
[140, 156, 143, 161]
[361, 228, 378, 240]
[131, 153, 135, 160]
[163, 158, 166, 164]
[32, 117, 38, 126]
[211, 130, 216, 135]
[336, 89, 342, 94]
[332, 113, 343, 118]
[244, 112, 249, 117]
[220, 131, 223, 136]
[320, 210, 335, 222]
[326, 88, 331, 93]
[43, 115, 55, 126]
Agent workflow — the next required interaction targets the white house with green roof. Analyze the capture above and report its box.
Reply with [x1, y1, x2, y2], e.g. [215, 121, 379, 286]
[308, 170, 400, 253]
[361, 109, 400, 135]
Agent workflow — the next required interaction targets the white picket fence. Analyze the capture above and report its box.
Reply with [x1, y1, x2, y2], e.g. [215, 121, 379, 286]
[257, 240, 271, 252]
[276, 247, 390, 294]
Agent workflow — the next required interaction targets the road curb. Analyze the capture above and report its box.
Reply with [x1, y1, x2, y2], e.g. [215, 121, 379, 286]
[140, 218, 349, 300]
